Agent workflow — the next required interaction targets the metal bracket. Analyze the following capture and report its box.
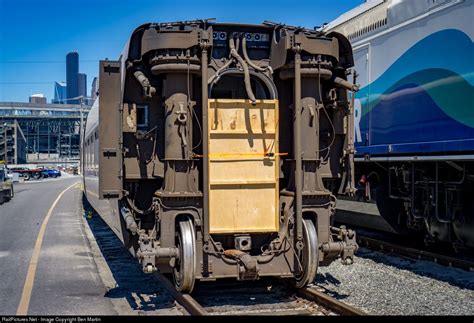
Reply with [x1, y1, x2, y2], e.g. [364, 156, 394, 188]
[102, 149, 117, 158]
[224, 249, 259, 280]
[323, 226, 358, 265]
[103, 64, 120, 74]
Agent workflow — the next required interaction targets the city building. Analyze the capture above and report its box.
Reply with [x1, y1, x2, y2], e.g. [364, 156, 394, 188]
[29, 94, 47, 104]
[91, 77, 98, 100]
[53, 81, 67, 104]
[0, 120, 27, 165]
[66, 51, 79, 104]
[78, 73, 87, 98]
[0, 101, 90, 163]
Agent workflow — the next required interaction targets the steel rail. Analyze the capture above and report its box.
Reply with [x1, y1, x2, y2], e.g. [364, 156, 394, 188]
[358, 235, 474, 272]
[296, 287, 366, 316]
[153, 274, 208, 316]
[154, 275, 366, 316]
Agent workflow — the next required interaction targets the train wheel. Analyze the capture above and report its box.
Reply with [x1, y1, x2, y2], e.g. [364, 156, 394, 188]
[294, 219, 319, 288]
[173, 217, 196, 293]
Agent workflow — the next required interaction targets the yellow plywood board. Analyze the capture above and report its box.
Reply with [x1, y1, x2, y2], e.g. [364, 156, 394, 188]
[208, 137, 276, 159]
[208, 99, 279, 234]
[209, 100, 276, 133]
[209, 185, 278, 233]
[209, 159, 276, 185]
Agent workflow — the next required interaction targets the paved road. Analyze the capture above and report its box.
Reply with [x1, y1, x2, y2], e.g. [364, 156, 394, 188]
[0, 177, 116, 315]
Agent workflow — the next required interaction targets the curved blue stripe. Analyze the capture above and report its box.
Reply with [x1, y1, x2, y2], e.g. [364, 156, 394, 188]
[362, 83, 474, 145]
[358, 29, 474, 102]
[355, 28, 474, 156]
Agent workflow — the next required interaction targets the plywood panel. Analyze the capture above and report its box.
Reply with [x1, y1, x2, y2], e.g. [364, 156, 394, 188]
[209, 136, 276, 158]
[209, 99, 276, 134]
[210, 159, 276, 184]
[208, 99, 279, 234]
[209, 185, 278, 233]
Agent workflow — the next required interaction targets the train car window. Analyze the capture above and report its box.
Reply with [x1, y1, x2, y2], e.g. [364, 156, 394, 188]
[136, 105, 149, 129]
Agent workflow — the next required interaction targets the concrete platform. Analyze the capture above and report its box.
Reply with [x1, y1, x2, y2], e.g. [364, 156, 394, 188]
[335, 199, 396, 233]
[0, 178, 116, 315]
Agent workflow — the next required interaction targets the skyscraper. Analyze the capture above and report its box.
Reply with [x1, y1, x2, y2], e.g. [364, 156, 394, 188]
[78, 73, 87, 100]
[66, 52, 79, 104]
[91, 77, 98, 100]
[53, 81, 67, 104]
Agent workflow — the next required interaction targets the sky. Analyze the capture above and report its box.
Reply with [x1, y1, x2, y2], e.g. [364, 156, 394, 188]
[0, 0, 364, 103]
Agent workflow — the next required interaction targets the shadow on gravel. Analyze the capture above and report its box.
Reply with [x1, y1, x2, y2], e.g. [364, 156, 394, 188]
[191, 278, 300, 309]
[81, 194, 178, 313]
[355, 247, 474, 291]
[315, 274, 351, 301]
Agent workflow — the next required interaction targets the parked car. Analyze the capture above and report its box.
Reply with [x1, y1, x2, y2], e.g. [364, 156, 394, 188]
[0, 164, 14, 204]
[9, 167, 43, 181]
[41, 168, 61, 178]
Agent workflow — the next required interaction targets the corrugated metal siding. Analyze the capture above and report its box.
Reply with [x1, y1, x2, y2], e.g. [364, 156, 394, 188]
[325, 1, 389, 41]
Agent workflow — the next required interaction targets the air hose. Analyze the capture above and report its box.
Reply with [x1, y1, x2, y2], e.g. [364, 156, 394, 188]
[242, 37, 273, 75]
[229, 37, 256, 104]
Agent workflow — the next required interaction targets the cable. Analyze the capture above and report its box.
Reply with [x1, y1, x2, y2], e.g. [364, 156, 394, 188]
[0, 60, 98, 64]
[0, 82, 57, 84]
[126, 196, 154, 215]
[320, 105, 336, 153]
[191, 108, 202, 151]
[186, 57, 203, 151]
[316, 66, 336, 162]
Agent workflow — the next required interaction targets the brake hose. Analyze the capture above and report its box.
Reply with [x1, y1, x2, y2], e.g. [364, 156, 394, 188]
[229, 37, 256, 104]
[242, 37, 273, 74]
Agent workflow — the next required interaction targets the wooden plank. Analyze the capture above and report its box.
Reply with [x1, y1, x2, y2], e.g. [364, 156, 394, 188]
[208, 99, 279, 234]
[210, 159, 276, 184]
[209, 100, 276, 133]
[209, 184, 278, 233]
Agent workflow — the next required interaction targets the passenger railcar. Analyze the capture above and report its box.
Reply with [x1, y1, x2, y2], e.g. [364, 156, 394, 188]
[325, 0, 474, 249]
[83, 20, 358, 292]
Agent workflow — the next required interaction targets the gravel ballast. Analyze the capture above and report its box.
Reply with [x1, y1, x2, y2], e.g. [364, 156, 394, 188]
[316, 248, 474, 315]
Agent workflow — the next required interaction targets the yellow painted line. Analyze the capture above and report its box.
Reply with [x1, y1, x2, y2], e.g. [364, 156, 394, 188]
[86, 189, 99, 199]
[16, 181, 79, 315]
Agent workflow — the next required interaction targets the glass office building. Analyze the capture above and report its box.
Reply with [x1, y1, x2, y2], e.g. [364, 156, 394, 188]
[53, 81, 67, 104]
[66, 52, 79, 104]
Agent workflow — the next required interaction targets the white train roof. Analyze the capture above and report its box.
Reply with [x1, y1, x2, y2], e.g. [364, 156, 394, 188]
[324, 0, 459, 42]
[323, 0, 386, 31]
[323, 0, 389, 41]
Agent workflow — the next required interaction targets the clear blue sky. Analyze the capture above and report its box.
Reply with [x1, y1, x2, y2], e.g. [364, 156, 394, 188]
[0, 0, 363, 102]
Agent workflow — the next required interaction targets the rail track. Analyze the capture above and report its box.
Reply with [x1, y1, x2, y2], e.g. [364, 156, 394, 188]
[357, 235, 474, 272]
[153, 274, 365, 316]
[295, 287, 366, 316]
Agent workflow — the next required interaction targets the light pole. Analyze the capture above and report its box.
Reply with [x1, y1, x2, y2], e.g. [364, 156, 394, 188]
[79, 96, 84, 175]
[61, 95, 87, 172]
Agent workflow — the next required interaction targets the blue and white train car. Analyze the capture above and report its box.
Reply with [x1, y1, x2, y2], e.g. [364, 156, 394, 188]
[325, 0, 474, 248]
